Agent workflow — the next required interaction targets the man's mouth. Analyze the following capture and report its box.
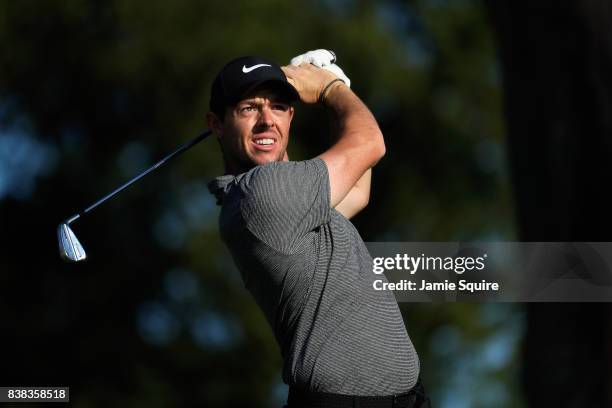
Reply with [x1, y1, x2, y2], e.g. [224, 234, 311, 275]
[251, 136, 277, 152]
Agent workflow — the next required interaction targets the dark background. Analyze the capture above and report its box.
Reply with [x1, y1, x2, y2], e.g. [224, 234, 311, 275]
[1, 0, 610, 406]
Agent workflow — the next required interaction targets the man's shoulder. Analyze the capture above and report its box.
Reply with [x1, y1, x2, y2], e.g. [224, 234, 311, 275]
[239, 158, 327, 193]
[230, 158, 331, 253]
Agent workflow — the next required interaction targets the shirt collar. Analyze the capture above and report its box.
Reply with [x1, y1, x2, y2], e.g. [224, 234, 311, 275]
[207, 173, 246, 205]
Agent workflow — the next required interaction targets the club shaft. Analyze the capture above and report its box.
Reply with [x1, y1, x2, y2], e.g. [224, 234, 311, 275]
[73, 130, 211, 221]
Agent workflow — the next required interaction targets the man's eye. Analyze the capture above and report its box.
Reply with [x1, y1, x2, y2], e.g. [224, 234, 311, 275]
[241, 106, 256, 113]
[272, 104, 289, 111]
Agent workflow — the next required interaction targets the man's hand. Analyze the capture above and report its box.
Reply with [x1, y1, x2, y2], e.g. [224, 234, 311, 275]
[290, 49, 352, 88]
[290, 49, 337, 67]
[281, 63, 343, 104]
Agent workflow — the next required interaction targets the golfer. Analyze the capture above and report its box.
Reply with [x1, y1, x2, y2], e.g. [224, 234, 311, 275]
[207, 52, 430, 408]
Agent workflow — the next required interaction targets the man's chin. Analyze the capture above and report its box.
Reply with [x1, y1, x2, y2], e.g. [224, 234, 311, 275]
[249, 152, 285, 166]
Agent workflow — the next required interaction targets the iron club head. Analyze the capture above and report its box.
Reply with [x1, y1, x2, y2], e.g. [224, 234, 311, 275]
[58, 223, 87, 262]
[57, 131, 211, 263]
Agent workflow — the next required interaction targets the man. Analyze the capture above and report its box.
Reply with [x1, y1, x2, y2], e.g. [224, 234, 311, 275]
[207, 53, 430, 407]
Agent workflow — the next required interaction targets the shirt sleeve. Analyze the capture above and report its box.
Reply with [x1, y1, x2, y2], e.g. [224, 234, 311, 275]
[239, 158, 331, 253]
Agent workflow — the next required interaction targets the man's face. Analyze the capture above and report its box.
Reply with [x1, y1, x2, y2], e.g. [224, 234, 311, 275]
[209, 86, 295, 173]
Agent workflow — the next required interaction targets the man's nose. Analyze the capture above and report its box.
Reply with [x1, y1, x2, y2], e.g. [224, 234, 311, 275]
[257, 107, 274, 127]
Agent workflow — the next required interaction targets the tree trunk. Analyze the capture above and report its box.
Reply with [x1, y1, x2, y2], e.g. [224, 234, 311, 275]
[486, 1, 612, 406]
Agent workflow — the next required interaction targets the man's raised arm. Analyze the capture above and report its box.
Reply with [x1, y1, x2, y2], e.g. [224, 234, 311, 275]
[282, 63, 385, 211]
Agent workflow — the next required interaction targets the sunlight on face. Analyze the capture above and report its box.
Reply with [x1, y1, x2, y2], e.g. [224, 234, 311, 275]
[219, 86, 294, 172]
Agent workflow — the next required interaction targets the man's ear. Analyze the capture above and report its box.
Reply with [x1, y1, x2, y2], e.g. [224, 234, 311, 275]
[206, 112, 223, 137]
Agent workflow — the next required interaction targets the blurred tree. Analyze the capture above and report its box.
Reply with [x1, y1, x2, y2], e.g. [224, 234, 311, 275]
[0, 0, 518, 406]
[486, 0, 612, 406]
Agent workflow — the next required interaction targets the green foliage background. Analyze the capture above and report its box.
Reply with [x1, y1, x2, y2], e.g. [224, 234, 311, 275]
[0, 0, 523, 407]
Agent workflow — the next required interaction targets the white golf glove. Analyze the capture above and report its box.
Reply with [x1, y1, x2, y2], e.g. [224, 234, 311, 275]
[290, 49, 336, 67]
[290, 49, 351, 88]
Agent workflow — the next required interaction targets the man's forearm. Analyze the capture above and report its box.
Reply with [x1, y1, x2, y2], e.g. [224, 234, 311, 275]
[334, 168, 371, 219]
[318, 83, 385, 207]
[326, 102, 373, 219]
[323, 83, 385, 161]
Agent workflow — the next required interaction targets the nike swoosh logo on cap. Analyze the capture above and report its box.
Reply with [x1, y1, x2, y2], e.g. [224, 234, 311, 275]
[242, 64, 272, 73]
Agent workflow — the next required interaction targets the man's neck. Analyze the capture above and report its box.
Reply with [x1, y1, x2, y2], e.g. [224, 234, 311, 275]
[224, 153, 290, 176]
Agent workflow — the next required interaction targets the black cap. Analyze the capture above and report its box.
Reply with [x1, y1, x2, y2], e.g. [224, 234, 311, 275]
[210, 56, 299, 115]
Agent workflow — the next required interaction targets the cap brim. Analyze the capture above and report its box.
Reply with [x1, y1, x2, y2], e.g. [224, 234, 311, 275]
[232, 79, 300, 104]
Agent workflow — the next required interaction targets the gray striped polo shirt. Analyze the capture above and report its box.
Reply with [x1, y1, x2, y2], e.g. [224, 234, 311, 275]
[208, 158, 419, 395]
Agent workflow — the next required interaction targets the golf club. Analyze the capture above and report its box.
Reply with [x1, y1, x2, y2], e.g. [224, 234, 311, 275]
[58, 130, 212, 262]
